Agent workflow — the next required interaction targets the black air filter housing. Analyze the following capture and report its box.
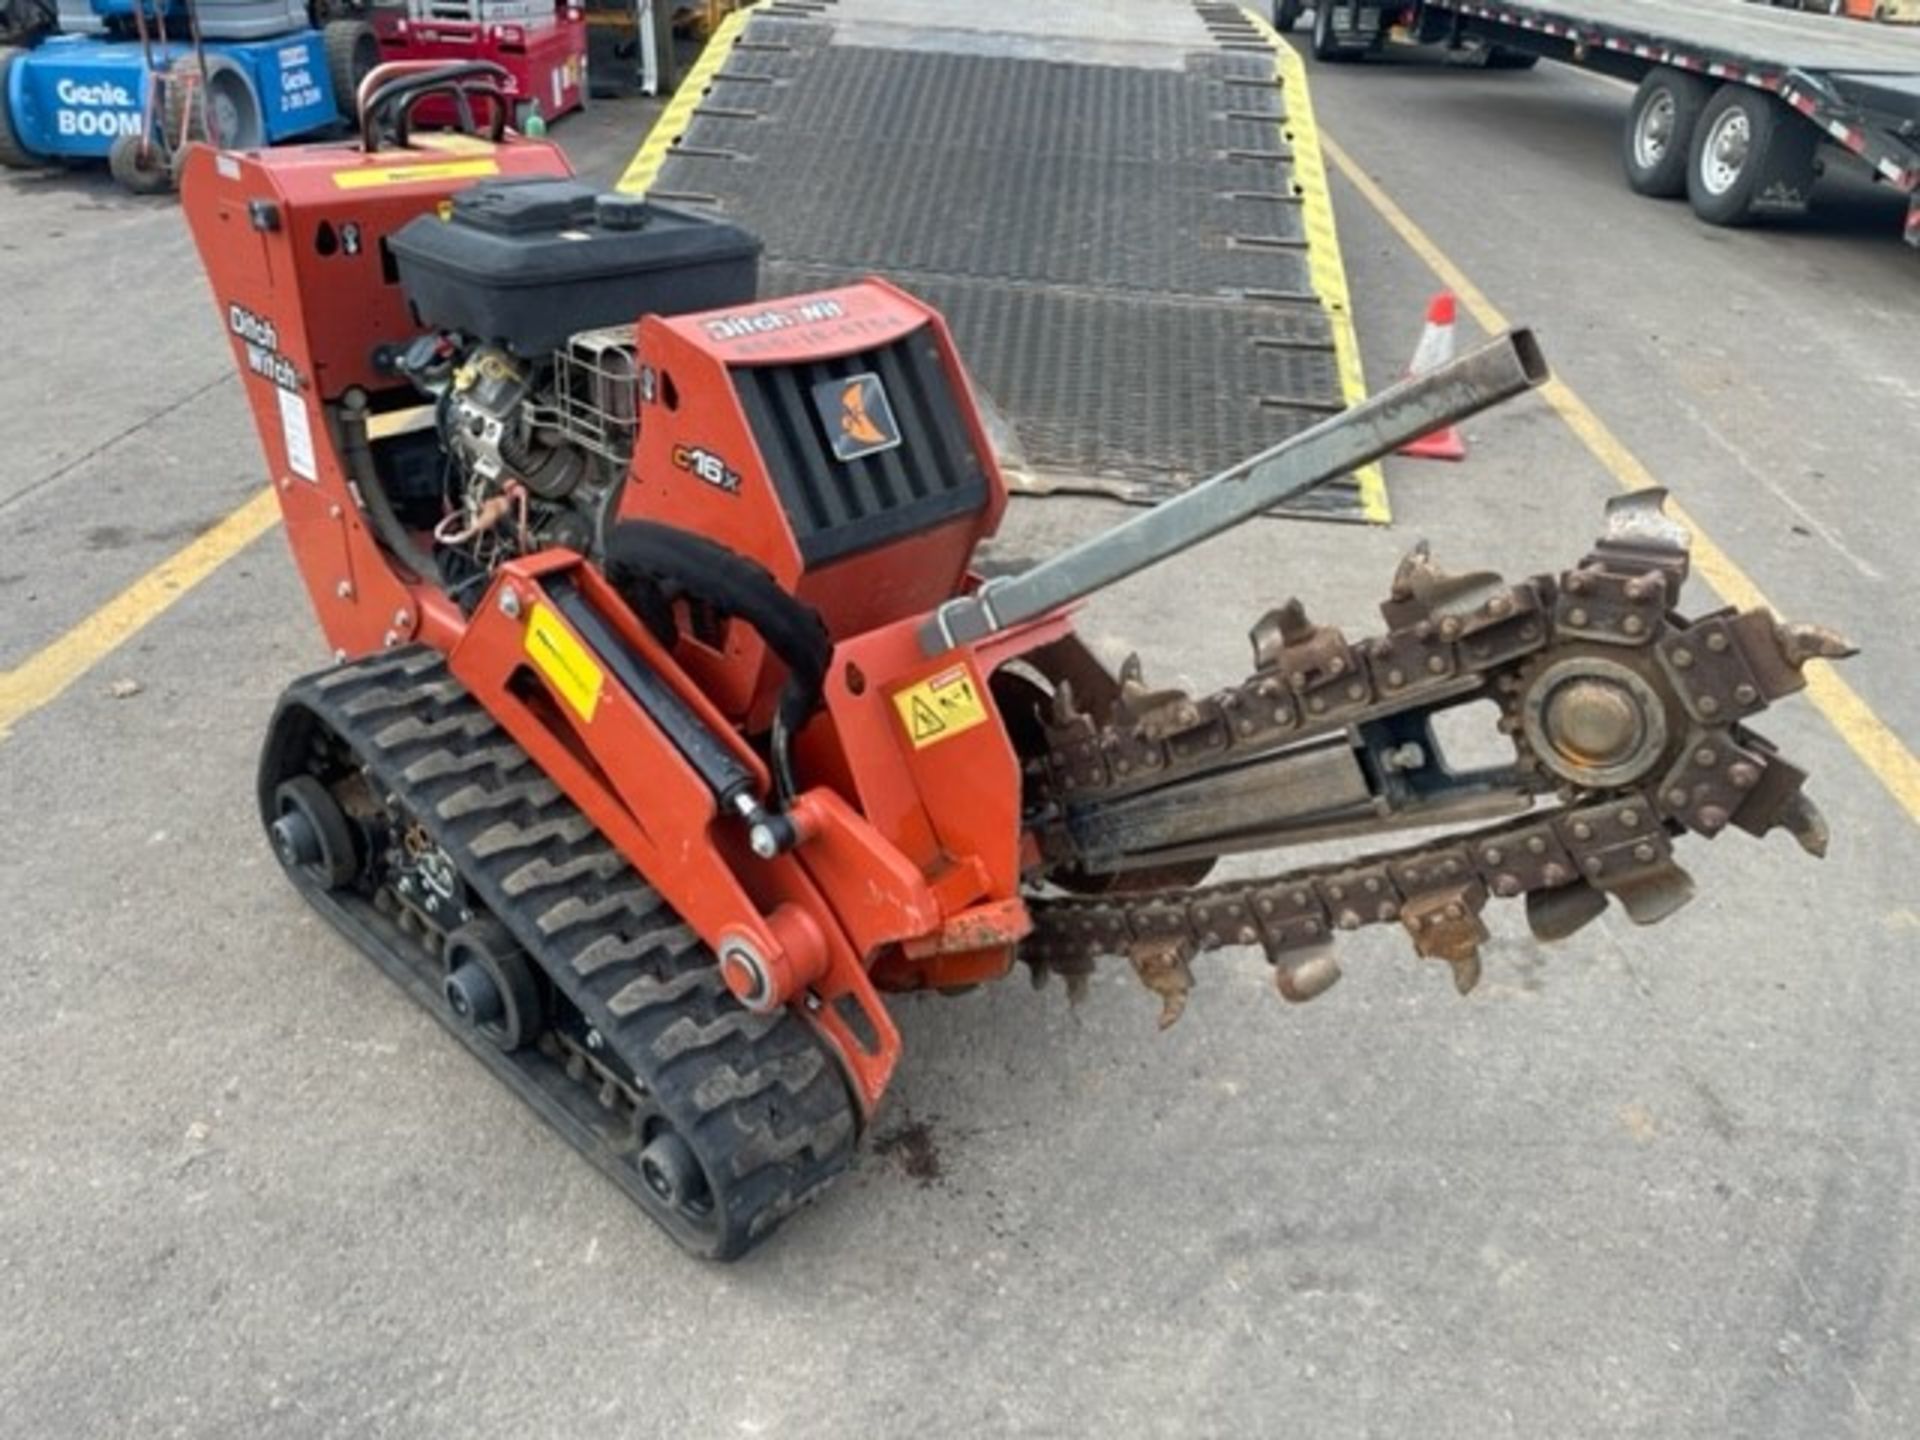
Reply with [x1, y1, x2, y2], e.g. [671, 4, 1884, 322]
[388, 180, 761, 355]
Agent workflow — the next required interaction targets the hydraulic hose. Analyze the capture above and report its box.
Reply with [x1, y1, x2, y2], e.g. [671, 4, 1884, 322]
[603, 521, 831, 804]
[334, 391, 442, 585]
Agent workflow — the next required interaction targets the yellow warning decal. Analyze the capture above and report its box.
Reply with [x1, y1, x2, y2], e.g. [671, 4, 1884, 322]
[524, 601, 604, 723]
[333, 159, 500, 191]
[893, 664, 989, 749]
[410, 133, 501, 157]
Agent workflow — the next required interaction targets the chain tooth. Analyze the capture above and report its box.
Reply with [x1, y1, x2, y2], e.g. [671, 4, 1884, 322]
[1776, 792, 1830, 859]
[1525, 882, 1608, 942]
[1399, 885, 1488, 994]
[1599, 486, 1691, 556]
[1049, 678, 1083, 726]
[1447, 951, 1483, 997]
[1127, 938, 1194, 1030]
[1380, 543, 1507, 627]
[1274, 949, 1341, 1003]
[1774, 620, 1857, 669]
[1606, 860, 1696, 926]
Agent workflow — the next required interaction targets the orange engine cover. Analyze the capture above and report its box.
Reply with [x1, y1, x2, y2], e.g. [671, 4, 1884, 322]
[616, 281, 1008, 728]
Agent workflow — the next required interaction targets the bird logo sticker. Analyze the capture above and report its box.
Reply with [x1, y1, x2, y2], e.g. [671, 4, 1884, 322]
[812, 371, 902, 461]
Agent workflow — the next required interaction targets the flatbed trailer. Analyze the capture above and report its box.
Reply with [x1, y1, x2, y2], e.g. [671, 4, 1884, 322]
[1301, 0, 1920, 245]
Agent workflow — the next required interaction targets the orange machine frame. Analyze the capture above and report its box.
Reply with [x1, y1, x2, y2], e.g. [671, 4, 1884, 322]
[179, 136, 1072, 1115]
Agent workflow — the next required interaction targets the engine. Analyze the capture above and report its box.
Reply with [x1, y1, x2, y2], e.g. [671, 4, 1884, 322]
[384, 178, 761, 587]
[392, 328, 625, 578]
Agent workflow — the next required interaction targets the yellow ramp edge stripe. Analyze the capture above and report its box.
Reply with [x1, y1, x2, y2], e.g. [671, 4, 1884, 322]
[0, 489, 281, 742]
[1319, 131, 1920, 829]
[1244, 8, 1390, 525]
[617, 2, 762, 196]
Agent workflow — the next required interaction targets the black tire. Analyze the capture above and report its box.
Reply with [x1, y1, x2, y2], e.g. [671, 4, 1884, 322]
[107, 131, 174, 194]
[1482, 46, 1539, 70]
[0, 0, 54, 47]
[0, 45, 42, 169]
[323, 19, 379, 123]
[1311, 2, 1365, 62]
[1273, 0, 1304, 32]
[163, 55, 265, 151]
[1686, 83, 1818, 228]
[1623, 66, 1712, 199]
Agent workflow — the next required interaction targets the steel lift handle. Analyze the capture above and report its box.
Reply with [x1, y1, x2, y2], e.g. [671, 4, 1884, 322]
[921, 329, 1550, 654]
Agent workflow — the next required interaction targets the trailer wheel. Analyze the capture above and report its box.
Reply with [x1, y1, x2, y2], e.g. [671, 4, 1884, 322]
[0, 45, 42, 169]
[1272, 0, 1304, 31]
[107, 132, 173, 194]
[1687, 84, 1818, 228]
[323, 19, 379, 123]
[1311, 1, 1365, 61]
[1623, 66, 1711, 198]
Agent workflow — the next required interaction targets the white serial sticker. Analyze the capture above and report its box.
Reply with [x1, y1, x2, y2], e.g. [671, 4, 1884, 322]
[278, 385, 317, 481]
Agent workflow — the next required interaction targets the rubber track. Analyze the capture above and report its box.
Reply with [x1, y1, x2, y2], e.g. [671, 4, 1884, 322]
[288, 646, 857, 1258]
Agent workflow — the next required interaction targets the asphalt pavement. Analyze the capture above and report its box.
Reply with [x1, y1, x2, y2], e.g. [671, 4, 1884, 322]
[2, 9, 1918, 1438]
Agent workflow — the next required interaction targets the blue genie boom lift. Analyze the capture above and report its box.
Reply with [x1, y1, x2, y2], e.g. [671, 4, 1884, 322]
[0, 0, 376, 192]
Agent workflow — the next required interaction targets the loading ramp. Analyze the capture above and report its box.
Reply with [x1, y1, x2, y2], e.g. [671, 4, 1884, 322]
[619, 0, 1389, 522]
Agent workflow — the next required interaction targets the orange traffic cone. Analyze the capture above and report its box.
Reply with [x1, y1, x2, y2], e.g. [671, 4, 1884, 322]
[1398, 293, 1467, 462]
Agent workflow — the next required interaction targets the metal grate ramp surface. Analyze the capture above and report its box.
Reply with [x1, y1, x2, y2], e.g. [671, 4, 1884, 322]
[626, 0, 1384, 520]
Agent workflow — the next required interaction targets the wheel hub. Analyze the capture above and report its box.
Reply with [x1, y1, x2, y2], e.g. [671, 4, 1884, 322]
[1521, 657, 1670, 789]
[444, 960, 505, 1027]
[1701, 110, 1751, 196]
[271, 808, 321, 869]
[638, 1128, 712, 1215]
[1636, 93, 1675, 166]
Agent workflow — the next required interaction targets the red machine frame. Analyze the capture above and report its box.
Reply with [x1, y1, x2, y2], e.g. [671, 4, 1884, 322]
[374, 6, 589, 126]
[179, 135, 1069, 1117]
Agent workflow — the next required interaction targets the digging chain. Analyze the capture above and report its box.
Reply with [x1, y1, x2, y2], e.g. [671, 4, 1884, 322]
[1019, 492, 1851, 1023]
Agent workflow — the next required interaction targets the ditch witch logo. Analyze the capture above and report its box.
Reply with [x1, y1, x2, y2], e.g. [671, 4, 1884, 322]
[811, 372, 902, 462]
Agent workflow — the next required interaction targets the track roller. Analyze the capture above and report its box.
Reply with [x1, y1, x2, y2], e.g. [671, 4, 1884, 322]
[442, 917, 544, 1052]
[270, 774, 359, 890]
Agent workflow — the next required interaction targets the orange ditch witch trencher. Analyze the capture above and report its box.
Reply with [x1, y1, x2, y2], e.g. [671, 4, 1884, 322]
[182, 67, 1853, 1258]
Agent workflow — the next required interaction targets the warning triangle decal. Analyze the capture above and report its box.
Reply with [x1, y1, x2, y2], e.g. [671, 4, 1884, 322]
[909, 696, 946, 740]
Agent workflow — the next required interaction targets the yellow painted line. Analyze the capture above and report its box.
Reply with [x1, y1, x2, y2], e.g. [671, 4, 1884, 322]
[1244, 9, 1390, 525]
[0, 489, 280, 742]
[1318, 131, 1920, 827]
[616, 1, 762, 195]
